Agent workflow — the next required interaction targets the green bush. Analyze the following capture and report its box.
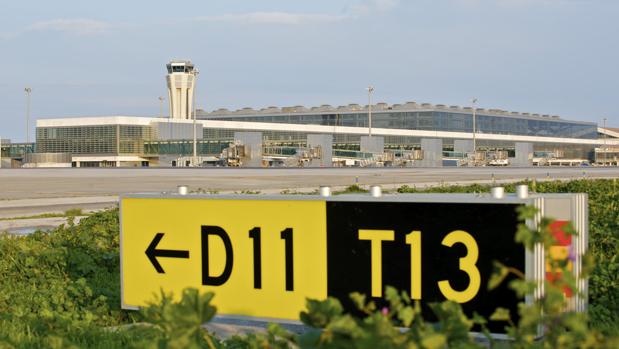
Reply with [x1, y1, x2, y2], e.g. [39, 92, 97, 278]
[0, 209, 136, 348]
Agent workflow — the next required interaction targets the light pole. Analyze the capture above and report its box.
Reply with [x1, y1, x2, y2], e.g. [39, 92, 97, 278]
[159, 96, 170, 140]
[367, 86, 374, 138]
[158, 96, 164, 118]
[603, 117, 607, 166]
[192, 69, 199, 167]
[471, 98, 478, 159]
[25, 87, 32, 143]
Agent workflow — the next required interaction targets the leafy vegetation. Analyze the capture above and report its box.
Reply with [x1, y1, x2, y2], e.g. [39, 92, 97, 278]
[233, 190, 262, 195]
[0, 179, 617, 348]
[191, 188, 220, 195]
[0, 208, 137, 348]
[334, 184, 367, 194]
[0, 208, 86, 221]
[397, 179, 619, 331]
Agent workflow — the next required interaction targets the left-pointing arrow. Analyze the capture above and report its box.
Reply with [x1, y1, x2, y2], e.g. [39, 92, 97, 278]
[145, 233, 190, 273]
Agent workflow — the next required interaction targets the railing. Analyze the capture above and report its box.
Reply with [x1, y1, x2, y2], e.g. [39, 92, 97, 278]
[0, 143, 35, 158]
[263, 146, 298, 156]
[442, 151, 467, 159]
[143, 140, 229, 155]
[333, 149, 374, 159]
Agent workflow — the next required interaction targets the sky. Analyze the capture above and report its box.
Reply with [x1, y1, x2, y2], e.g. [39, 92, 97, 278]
[1, 0, 618, 142]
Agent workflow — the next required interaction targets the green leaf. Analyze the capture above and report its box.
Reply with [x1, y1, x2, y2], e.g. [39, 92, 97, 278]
[297, 329, 322, 348]
[421, 333, 447, 349]
[488, 261, 509, 290]
[300, 297, 343, 328]
[489, 308, 511, 322]
[385, 286, 399, 304]
[397, 307, 414, 327]
[350, 292, 366, 311]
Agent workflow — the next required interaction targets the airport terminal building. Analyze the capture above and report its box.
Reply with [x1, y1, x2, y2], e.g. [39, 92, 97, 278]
[29, 103, 603, 167]
[197, 103, 599, 158]
[3, 60, 616, 168]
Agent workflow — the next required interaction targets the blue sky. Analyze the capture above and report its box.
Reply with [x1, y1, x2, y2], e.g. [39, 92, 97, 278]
[1, 0, 617, 141]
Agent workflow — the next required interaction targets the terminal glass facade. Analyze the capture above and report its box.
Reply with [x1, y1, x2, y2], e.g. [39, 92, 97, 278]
[119, 125, 156, 154]
[201, 110, 597, 139]
[145, 131, 594, 160]
[36, 125, 154, 155]
[199, 128, 593, 159]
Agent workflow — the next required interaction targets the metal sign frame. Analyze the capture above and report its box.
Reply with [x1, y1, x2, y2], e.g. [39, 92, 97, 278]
[120, 192, 588, 338]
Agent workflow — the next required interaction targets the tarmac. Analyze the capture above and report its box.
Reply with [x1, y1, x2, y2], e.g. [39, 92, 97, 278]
[1, 167, 619, 232]
[2, 167, 619, 200]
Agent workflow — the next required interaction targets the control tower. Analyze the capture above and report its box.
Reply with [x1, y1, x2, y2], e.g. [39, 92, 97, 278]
[166, 60, 197, 119]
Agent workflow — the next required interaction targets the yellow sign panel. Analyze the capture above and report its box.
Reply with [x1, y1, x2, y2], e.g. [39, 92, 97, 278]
[121, 198, 327, 320]
[121, 194, 587, 336]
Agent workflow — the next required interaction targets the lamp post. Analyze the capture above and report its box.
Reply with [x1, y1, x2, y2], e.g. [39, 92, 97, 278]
[471, 98, 478, 159]
[367, 86, 374, 138]
[24, 87, 32, 144]
[158, 96, 164, 118]
[603, 117, 607, 166]
[192, 69, 199, 167]
[159, 96, 170, 140]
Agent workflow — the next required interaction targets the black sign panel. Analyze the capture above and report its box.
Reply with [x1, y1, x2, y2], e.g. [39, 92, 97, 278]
[326, 202, 523, 331]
